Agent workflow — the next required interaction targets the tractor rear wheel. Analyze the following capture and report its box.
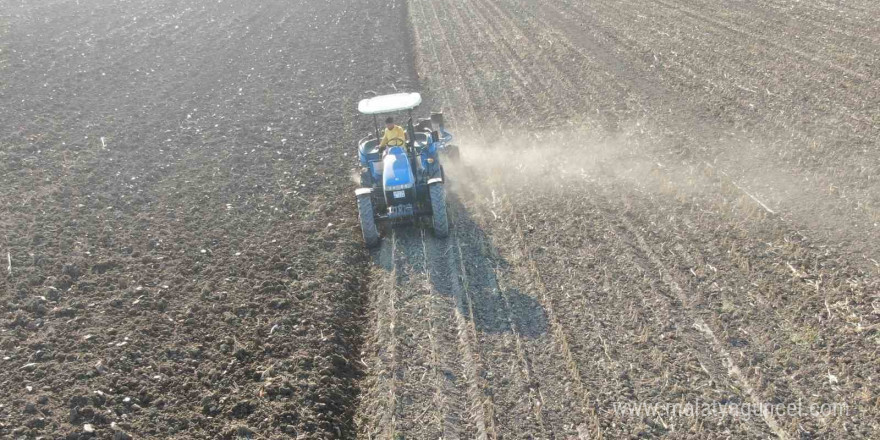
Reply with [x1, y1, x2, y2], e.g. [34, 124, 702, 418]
[430, 183, 449, 238]
[357, 194, 380, 247]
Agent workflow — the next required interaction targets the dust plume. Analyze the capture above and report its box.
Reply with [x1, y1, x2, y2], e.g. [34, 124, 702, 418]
[445, 123, 694, 196]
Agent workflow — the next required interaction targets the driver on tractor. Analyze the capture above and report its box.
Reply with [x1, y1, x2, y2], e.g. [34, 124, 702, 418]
[379, 116, 407, 155]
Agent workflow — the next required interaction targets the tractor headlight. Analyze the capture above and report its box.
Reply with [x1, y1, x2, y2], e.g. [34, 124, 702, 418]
[426, 157, 435, 164]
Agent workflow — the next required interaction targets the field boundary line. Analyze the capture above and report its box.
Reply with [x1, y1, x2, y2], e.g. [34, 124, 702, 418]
[411, 1, 497, 434]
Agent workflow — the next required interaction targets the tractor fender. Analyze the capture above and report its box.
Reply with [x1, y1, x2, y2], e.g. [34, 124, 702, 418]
[355, 188, 373, 196]
[427, 177, 443, 185]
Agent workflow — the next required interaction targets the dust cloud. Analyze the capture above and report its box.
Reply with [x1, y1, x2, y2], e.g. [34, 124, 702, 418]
[446, 123, 699, 197]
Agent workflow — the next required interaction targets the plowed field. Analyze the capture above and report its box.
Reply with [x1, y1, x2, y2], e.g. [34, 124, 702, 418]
[1, 0, 877, 439]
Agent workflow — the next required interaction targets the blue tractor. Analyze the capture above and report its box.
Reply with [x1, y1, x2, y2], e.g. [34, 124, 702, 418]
[355, 92, 460, 247]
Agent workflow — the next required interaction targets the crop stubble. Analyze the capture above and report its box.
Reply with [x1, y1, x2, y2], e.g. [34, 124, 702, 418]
[352, 0, 879, 438]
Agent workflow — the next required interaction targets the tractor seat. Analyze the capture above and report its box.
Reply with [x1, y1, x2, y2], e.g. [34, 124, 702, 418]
[360, 138, 381, 155]
[413, 132, 430, 147]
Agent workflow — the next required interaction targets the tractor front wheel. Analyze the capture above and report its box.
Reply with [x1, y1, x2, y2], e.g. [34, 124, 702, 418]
[357, 194, 380, 247]
[430, 183, 449, 238]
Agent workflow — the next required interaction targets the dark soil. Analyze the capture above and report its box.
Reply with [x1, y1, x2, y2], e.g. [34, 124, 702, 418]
[0, 0, 416, 438]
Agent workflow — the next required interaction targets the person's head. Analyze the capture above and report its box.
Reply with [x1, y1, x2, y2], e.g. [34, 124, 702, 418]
[385, 117, 394, 130]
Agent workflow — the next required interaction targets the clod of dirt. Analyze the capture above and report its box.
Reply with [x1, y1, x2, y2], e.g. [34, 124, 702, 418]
[62, 264, 81, 280]
[230, 400, 255, 418]
[232, 425, 255, 438]
[55, 275, 74, 291]
[24, 298, 47, 316]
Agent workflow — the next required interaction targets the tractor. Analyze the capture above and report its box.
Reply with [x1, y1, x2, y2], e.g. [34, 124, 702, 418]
[354, 92, 460, 247]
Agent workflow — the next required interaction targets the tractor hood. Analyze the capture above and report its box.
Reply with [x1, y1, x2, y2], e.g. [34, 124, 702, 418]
[382, 147, 414, 190]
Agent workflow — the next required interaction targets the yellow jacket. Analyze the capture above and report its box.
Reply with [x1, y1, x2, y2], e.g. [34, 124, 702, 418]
[380, 125, 407, 148]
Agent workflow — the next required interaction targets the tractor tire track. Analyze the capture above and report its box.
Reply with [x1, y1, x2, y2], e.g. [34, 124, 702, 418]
[445, 229, 499, 440]
[390, 229, 449, 439]
[418, 229, 470, 440]
[426, 0, 608, 434]
[414, 0, 615, 435]
[358, 232, 401, 439]
[448, 182, 564, 439]
[492, 266, 550, 436]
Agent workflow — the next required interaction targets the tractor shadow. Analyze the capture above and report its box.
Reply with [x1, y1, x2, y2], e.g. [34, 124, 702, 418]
[369, 180, 549, 340]
[445, 192, 549, 339]
[455, 183, 550, 339]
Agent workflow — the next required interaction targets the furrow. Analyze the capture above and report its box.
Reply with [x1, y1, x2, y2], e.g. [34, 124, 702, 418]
[649, 0, 880, 84]
[612, 164, 880, 435]
[451, 184, 561, 439]
[609, 208, 793, 440]
[456, 0, 558, 124]
[506, 204, 599, 434]
[560, 0, 878, 135]
[359, 231, 402, 439]
[446, 229, 498, 440]
[419, 229, 472, 439]
[438, 0, 607, 432]
[492, 265, 550, 435]
[422, 0, 502, 132]
[486, 168, 786, 437]
[465, 0, 603, 127]
[410, 0, 479, 133]
[418, 0, 606, 434]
